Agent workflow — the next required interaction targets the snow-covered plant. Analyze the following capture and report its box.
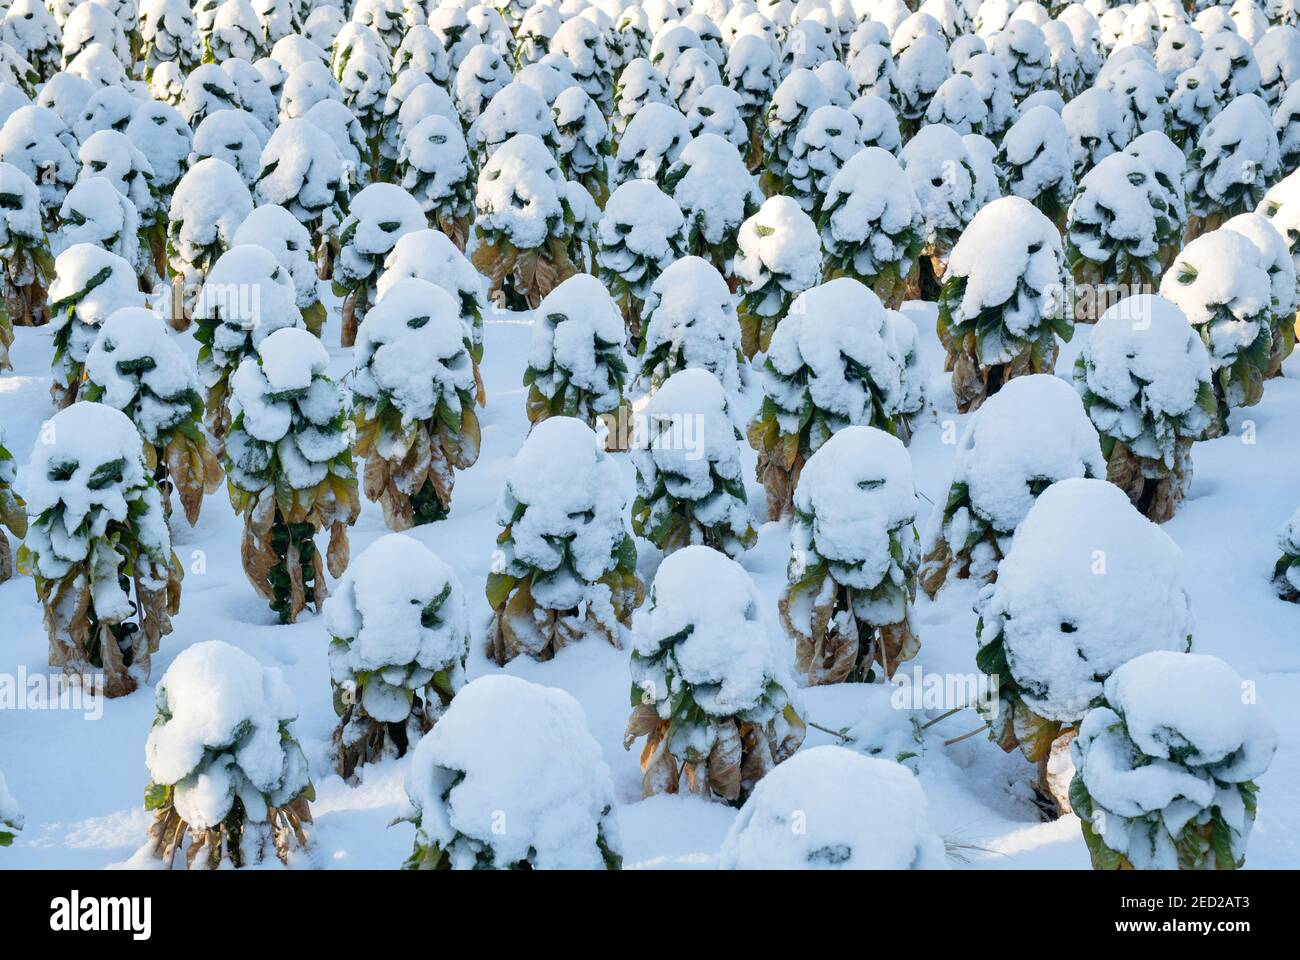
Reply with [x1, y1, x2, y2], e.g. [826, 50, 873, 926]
[925, 73, 990, 134]
[594, 178, 685, 346]
[783, 103, 862, 216]
[1186, 94, 1281, 231]
[1100, 59, 1170, 140]
[125, 100, 192, 200]
[2, 0, 61, 82]
[848, 27, 900, 102]
[635, 255, 743, 396]
[552, 85, 610, 203]
[664, 132, 761, 280]
[900, 124, 979, 298]
[179, 63, 243, 128]
[204, 0, 265, 63]
[818, 146, 923, 306]
[1072, 294, 1215, 523]
[336, 42, 390, 154]
[611, 100, 691, 190]
[254, 117, 350, 277]
[0, 422, 26, 582]
[747, 278, 906, 519]
[552, 15, 614, 110]
[393, 26, 450, 85]
[895, 34, 950, 132]
[142, 641, 314, 868]
[733, 195, 822, 358]
[1061, 86, 1128, 179]
[396, 114, 472, 251]
[468, 80, 559, 167]
[957, 51, 1017, 136]
[718, 746, 947, 869]
[402, 674, 622, 869]
[351, 278, 480, 530]
[760, 68, 829, 194]
[278, 61, 341, 121]
[780, 425, 920, 685]
[224, 327, 357, 623]
[0, 160, 51, 334]
[630, 367, 755, 558]
[1223, 211, 1299, 375]
[233, 204, 325, 335]
[920, 374, 1105, 597]
[1065, 151, 1178, 294]
[612, 56, 667, 139]
[685, 83, 747, 155]
[1275, 508, 1300, 601]
[17, 401, 182, 698]
[333, 183, 425, 347]
[1159, 228, 1273, 423]
[849, 93, 902, 155]
[55, 177, 141, 271]
[48, 244, 142, 408]
[471, 133, 582, 309]
[524, 273, 629, 431]
[167, 157, 253, 329]
[78, 129, 160, 264]
[1071, 651, 1276, 869]
[0, 104, 77, 223]
[938, 196, 1072, 413]
[453, 43, 510, 126]
[323, 533, 469, 778]
[378, 228, 485, 374]
[1256, 24, 1300, 109]
[974, 478, 1193, 816]
[998, 105, 1075, 227]
[83, 308, 222, 526]
[189, 108, 267, 188]
[725, 32, 778, 164]
[515, 4, 561, 68]
[139, 0, 198, 75]
[193, 243, 301, 442]
[484, 416, 642, 665]
[624, 545, 804, 803]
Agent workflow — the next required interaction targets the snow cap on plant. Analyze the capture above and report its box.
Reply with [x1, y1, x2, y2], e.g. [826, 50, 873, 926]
[525, 273, 629, 428]
[819, 146, 923, 302]
[1061, 86, 1128, 178]
[1071, 651, 1276, 870]
[1159, 228, 1272, 417]
[748, 277, 907, 519]
[1073, 294, 1215, 523]
[324, 533, 470, 777]
[83, 307, 222, 525]
[17, 401, 180, 697]
[718, 746, 948, 868]
[636, 254, 743, 395]
[402, 674, 622, 869]
[734, 194, 823, 357]
[1186, 94, 1280, 220]
[142, 640, 312, 868]
[975, 477, 1193, 762]
[783, 425, 922, 684]
[921, 374, 1105, 596]
[625, 544, 805, 803]
[630, 367, 756, 559]
[485, 416, 642, 664]
[938, 195, 1071, 412]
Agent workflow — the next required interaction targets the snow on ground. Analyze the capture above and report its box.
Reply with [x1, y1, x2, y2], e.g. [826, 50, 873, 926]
[1, 291, 1298, 870]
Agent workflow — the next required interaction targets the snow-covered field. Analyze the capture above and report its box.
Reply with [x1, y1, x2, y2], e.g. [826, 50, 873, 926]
[3, 0, 1300, 873]
[2, 294, 1297, 869]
